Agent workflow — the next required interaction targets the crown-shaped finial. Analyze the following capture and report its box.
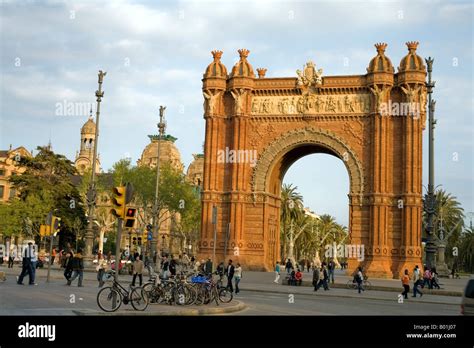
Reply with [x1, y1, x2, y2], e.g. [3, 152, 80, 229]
[406, 41, 419, 52]
[257, 68, 267, 78]
[211, 50, 223, 61]
[238, 48, 250, 59]
[375, 42, 388, 54]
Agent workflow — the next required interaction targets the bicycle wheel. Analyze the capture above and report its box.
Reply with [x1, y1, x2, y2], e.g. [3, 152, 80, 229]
[173, 285, 188, 306]
[185, 284, 197, 305]
[364, 280, 372, 290]
[130, 287, 149, 311]
[194, 285, 205, 305]
[219, 287, 233, 303]
[97, 286, 122, 312]
[346, 280, 356, 289]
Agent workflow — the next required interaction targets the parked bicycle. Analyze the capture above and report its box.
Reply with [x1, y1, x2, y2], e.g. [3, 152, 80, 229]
[97, 275, 149, 312]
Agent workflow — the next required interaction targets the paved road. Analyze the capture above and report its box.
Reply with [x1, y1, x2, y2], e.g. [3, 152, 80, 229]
[0, 275, 461, 315]
[233, 290, 461, 315]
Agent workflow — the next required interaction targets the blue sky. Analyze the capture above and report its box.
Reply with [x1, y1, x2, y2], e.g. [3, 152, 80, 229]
[1, 0, 473, 227]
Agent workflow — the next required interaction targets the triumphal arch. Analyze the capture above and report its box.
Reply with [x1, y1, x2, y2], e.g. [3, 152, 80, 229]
[199, 42, 427, 278]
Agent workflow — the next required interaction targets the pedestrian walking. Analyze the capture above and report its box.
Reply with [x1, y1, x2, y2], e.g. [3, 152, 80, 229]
[316, 263, 329, 291]
[169, 256, 177, 276]
[132, 255, 144, 286]
[355, 267, 364, 293]
[161, 255, 170, 279]
[226, 259, 235, 292]
[64, 251, 74, 281]
[17, 242, 36, 285]
[234, 263, 242, 294]
[422, 267, 432, 289]
[217, 261, 225, 285]
[312, 266, 320, 291]
[401, 269, 410, 299]
[8, 246, 15, 268]
[204, 257, 213, 276]
[182, 252, 190, 270]
[328, 259, 336, 285]
[96, 253, 109, 287]
[412, 265, 423, 297]
[67, 248, 84, 287]
[285, 259, 292, 274]
[274, 262, 281, 283]
[431, 268, 441, 289]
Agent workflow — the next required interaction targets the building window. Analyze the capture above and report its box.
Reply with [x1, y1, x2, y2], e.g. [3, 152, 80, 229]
[0, 169, 5, 176]
[0, 185, 4, 199]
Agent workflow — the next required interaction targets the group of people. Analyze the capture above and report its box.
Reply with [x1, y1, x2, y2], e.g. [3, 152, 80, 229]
[275, 259, 337, 288]
[193, 258, 242, 294]
[401, 265, 441, 299]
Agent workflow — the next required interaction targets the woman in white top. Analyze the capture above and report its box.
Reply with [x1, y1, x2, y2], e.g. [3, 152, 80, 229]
[234, 263, 242, 294]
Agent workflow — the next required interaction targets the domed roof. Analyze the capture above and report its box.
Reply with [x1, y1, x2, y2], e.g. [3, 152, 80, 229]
[204, 50, 228, 78]
[367, 43, 394, 73]
[398, 41, 425, 72]
[230, 49, 255, 78]
[81, 117, 96, 134]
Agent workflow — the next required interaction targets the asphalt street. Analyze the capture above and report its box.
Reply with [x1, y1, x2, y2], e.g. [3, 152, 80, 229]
[0, 276, 461, 315]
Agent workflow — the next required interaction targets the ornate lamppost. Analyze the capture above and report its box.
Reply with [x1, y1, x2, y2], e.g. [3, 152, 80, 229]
[150, 106, 167, 268]
[423, 58, 437, 269]
[83, 70, 106, 267]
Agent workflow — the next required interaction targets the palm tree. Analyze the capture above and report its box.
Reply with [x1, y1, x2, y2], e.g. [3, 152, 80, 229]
[458, 226, 474, 273]
[280, 184, 304, 262]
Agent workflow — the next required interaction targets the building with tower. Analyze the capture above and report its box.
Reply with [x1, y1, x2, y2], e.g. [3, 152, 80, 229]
[75, 109, 101, 175]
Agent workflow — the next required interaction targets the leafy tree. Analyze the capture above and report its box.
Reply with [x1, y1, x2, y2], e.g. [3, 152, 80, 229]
[0, 146, 86, 240]
[458, 226, 474, 273]
[108, 159, 201, 253]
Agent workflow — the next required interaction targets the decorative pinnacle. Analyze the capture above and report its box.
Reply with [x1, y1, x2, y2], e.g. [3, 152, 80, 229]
[257, 68, 267, 78]
[374, 43, 388, 54]
[238, 48, 250, 59]
[211, 50, 223, 62]
[406, 41, 419, 52]
[425, 57, 434, 72]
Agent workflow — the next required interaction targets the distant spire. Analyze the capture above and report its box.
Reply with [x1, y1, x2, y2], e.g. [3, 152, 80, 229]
[48, 129, 52, 150]
[89, 105, 93, 119]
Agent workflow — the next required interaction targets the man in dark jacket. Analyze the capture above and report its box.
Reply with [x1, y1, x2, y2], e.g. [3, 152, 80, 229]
[204, 257, 213, 276]
[64, 252, 74, 281]
[17, 242, 34, 285]
[226, 259, 235, 292]
[67, 249, 84, 287]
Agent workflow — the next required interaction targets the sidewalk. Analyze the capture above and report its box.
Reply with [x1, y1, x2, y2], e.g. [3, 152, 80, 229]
[73, 301, 246, 316]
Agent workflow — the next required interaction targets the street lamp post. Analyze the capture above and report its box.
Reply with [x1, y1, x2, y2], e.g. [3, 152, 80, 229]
[84, 70, 106, 267]
[424, 57, 437, 269]
[150, 106, 167, 268]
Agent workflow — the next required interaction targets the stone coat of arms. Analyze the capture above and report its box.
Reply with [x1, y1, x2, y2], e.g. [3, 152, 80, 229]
[297, 61, 323, 88]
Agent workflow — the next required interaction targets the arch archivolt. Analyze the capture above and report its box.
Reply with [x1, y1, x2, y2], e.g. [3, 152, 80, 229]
[251, 126, 364, 200]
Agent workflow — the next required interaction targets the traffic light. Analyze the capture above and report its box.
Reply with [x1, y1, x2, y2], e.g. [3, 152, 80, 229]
[124, 208, 137, 228]
[110, 186, 126, 218]
[51, 216, 61, 235]
[40, 224, 51, 237]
